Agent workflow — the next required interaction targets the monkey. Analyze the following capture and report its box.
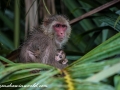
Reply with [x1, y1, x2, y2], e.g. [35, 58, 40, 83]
[19, 15, 71, 69]
[55, 49, 68, 65]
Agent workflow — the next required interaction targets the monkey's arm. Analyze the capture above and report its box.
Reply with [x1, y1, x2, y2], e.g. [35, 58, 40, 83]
[19, 34, 45, 63]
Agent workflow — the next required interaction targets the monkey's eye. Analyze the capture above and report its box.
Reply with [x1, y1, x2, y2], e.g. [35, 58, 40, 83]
[55, 24, 60, 27]
[62, 25, 66, 28]
[59, 55, 62, 58]
[56, 54, 58, 56]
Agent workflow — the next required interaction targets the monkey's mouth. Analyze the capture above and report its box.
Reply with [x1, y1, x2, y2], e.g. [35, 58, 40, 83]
[59, 38, 64, 42]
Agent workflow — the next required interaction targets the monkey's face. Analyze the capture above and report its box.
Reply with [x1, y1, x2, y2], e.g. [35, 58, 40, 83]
[43, 15, 71, 45]
[53, 23, 67, 42]
[55, 50, 66, 61]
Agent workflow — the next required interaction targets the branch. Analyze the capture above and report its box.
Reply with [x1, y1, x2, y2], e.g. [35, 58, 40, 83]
[70, 0, 120, 24]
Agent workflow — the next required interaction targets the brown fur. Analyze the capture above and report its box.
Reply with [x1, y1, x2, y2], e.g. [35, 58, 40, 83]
[19, 15, 71, 69]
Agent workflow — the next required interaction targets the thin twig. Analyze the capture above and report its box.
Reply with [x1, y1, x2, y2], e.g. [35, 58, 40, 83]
[25, 0, 36, 17]
[43, 0, 51, 15]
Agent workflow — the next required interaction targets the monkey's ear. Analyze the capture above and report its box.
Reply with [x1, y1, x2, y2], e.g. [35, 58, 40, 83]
[43, 17, 49, 26]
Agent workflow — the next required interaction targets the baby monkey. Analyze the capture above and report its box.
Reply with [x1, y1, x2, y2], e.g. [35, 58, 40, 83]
[55, 49, 68, 65]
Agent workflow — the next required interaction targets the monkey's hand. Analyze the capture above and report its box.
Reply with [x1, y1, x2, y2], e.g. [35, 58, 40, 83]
[62, 59, 68, 64]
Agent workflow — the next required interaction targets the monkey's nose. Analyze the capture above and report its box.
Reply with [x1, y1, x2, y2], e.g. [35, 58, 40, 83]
[61, 33, 63, 35]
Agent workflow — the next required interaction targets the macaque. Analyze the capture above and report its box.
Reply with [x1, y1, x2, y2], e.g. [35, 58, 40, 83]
[55, 49, 68, 65]
[19, 15, 71, 69]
